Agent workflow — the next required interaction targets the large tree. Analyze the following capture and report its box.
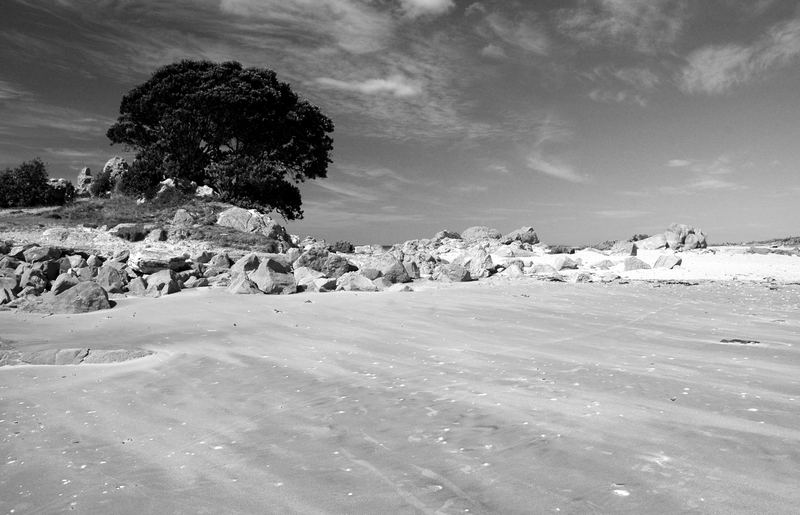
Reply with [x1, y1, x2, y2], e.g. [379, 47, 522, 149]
[107, 60, 334, 219]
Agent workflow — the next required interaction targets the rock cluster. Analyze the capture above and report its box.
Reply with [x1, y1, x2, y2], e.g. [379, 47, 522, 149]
[636, 223, 707, 251]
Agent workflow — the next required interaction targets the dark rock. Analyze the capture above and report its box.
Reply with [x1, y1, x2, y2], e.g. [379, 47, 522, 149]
[23, 246, 61, 263]
[360, 268, 382, 281]
[96, 264, 126, 293]
[50, 281, 111, 313]
[51, 273, 79, 294]
[322, 254, 358, 279]
[20, 268, 47, 294]
[433, 229, 461, 241]
[503, 226, 539, 245]
[145, 269, 180, 297]
[294, 248, 330, 272]
[207, 253, 232, 268]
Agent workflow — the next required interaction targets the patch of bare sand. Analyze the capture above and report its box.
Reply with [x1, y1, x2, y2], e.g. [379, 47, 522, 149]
[1, 281, 799, 513]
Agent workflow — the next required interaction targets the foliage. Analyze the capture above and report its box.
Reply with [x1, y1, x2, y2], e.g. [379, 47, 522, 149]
[89, 169, 113, 197]
[328, 240, 354, 253]
[116, 149, 164, 198]
[0, 158, 73, 208]
[107, 59, 334, 219]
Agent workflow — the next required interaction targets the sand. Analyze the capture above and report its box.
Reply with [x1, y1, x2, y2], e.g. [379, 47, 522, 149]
[2, 279, 799, 513]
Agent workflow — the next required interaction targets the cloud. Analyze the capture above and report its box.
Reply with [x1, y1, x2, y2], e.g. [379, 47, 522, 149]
[667, 159, 690, 167]
[679, 17, 800, 94]
[479, 12, 550, 56]
[313, 75, 422, 97]
[583, 66, 660, 106]
[526, 153, 586, 183]
[486, 164, 510, 174]
[556, 0, 687, 54]
[399, 0, 454, 18]
[661, 155, 744, 193]
[0, 80, 29, 100]
[667, 156, 734, 175]
[480, 44, 507, 59]
[524, 117, 588, 183]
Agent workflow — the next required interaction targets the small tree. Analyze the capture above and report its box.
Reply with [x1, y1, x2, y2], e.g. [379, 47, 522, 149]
[107, 60, 334, 219]
[0, 158, 73, 208]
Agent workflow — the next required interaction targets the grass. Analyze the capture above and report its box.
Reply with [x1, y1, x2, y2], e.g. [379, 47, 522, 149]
[0, 194, 285, 252]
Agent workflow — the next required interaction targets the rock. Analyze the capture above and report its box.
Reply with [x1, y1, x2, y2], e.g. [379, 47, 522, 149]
[293, 266, 325, 287]
[76, 266, 97, 282]
[372, 277, 393, 290]
[284, 248, 301, 265]
[111, 249, 130, 263]
[377, 256, 411, 284]
[568, 272, 593, 283]
[552, 256, 578, 271]
[500, 262, 525, 278]
[33, 260, 60, 281]
[8, 244, 37, 260]
[654, 254, 682, 269]
[183, 276, 208, 288]
[0, 270, 20, 293]
[461, 226, 502, 242]
[145, 269, 180, 297]
[173, 209, 195, 226]
[50, 281, 111, 313]
[360, 268, 382, 281]
[322, 254, 358, 279]
[103, 156, 129, 183]
[145, 228, 168, 242]
[636, 234, 668, 250]
[336, 272, 378, 292]
[129, 251, 189, 274]
[503, 226, 539, 245]
[76, 167, 92, 195]
[664, 230, 682, 249]
[23, 246, 61, 263]
[434, 263, 471, 282]
[230, 253, 261, 276]
[461, 248, 494, 279]
[433, 229, 461, 241]
[96, 264, 126, 293]
[0, 287, 15, 305]
[51, 273, 79, 295]
[68, 254, 87, 269]
[403, 260, 420, 279]
[126, 277, 147, 296]
[683, 233, 701, 250]
[110, 223, 147, 242]
[294, 248, 329, 272]
[195, 185, 214, 197]
[81, 349, 153, 364]
[609, 241, 638, 256]
[591, 259, 616, 270]
[624, 256, 651, 271]
[532, 264, 558, 275]
[226, 274, 262, 294]
[216, 207, 291, 244]
[207, 273, 231, 287]
[311, 277, 338, 293]
[207, 253, 232, 269]
[20, 268, 47, 294]
[249, 259, 296, 294]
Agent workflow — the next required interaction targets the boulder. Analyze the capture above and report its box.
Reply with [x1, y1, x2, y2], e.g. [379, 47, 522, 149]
[311, 277, 338, 293]
[129, 251, 189, 274]
[76, 167, 92, 195]
[126, 277, 147, 296]
[68, 254, 87, 269]
[433, 229, 461, 241]
[96, 264, 126, 293]
[173, 209, 195, 226]
[636, 234, 668, 250]
[372, 277, 393, 290]
[195, 185, 214, 197]
[0, 270, 20, 293]
[624, 257, 651, 271]
[503, 226, 539, 245]
[461, 226, 502, 242]
[145, 228, 168, 242]
[461, 248, 494, 279]
[293, 266, 325, 288]
[103, 156, 129, 183]
[207, 253, 232, 269]
[230, 253, 261, 276]
[532, 264, 559, 275]
[683, 233, 701, 250]
[664, 230, 682, 249]
[360, 268, 382, 281]
[403, 260, 420, 279]
[145, 269, 180, 297]
[654, 254, 682, 269]
[50, 281, 111, 313]
[183, 276, 208, 288]
[20, 268, 47, 294]
[434, 263, 471, 282]
[609, 241, 638, 256]
[110, 223, 147, 242]
[336, 272, 378, 292]
[294, 248, 329, 272]
[322, 254, 358, 279]
[51, 273, 79, 295]
[591, 259, 616, 270]
[216, 207, 291, 244]
[500, 262, 525, 278]
[552, 256, 578, 271]
[249, 259, 296, 294]
[23, 246, 61, 263]
[227, 274, 262, 294]
[1, 287, 15, 305]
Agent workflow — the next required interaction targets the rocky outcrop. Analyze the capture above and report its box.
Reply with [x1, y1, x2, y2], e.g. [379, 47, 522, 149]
[76, 167, 92, 196]
[103, 156, 129, 184]
[461, 226, 502, 242]
[50, 281, 111, 313]
[503, 227, 539, 245]
[216, 207, 292, 247]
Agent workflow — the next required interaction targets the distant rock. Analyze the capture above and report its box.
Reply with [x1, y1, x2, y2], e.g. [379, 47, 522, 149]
[129, 251, 189, 274]
[145, 269, 180, 297]
[434, 263, 471, 282]
[433, 229, 461, 241]
[552, 255, 578, 271]
[50, 281, 111, 313]
[249, 259, 296, 294]
[624, 256, 651, 271]
[336, 272, 378, 292]
[322, 254, 357, 279]
[76, 167, 92, 196]
[102, 156, 129, 184]
[216, 207, 291, 245]
[294, 248, 329, 272]
[461, 226, 502, 242]
[503, 226, 539, 245]
[654, 254, 682, 269]
[635, 234, 668, 250]
[609, 241, 637, 256]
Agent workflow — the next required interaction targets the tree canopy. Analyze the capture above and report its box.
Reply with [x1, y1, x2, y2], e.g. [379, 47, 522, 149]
[107, 60, 334, 219]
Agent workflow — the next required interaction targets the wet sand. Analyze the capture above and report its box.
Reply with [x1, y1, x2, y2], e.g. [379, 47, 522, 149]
[2, 280, 799, 513]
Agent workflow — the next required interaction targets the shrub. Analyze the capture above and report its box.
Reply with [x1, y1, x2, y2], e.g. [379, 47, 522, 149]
[328, 240, 354, 253]
[0, 158, 74, 208]
[116, 150, 164, 198]
[89, 169, 113, 197]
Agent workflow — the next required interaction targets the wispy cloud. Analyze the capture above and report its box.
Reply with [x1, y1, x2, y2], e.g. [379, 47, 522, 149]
[399, 0, 454, 19]
[313, 75, 422, 97]
[0, 80, 29, 100]
[556, 0, 688, 54]
[525, 117, 588, 183]
[666, 155, 735, 175]
[661, 155, 744, 192]
[582, 65, 661, 106]
[679, 16, 800, 94]
[477, 11, 550, 56]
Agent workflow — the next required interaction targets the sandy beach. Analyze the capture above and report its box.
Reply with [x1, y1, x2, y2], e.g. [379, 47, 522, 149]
[2, 279, 799, 513]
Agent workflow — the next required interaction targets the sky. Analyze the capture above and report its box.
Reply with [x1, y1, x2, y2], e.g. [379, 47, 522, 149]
[1, 0, 800, 245]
